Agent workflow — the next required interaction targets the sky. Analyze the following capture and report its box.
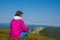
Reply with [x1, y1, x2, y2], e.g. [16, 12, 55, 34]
[0, 0, 60, 26]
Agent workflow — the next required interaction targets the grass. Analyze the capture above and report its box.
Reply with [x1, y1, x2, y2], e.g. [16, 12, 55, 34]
[0, 28, 60, 40]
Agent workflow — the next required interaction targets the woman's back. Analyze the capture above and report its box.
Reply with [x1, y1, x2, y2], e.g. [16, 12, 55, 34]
[9, 19, 22, 39]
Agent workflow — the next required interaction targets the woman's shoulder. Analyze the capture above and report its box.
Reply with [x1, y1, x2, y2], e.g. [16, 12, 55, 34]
[11, 19, 24, 22]
[19, 19, 24, 22]
[13, 19, 24, 22]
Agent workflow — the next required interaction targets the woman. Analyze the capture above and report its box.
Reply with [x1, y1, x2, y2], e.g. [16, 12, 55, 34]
[9, 10, 30, 40]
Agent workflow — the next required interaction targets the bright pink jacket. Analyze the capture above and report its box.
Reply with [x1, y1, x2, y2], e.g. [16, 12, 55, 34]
[9, 19, 29, 39]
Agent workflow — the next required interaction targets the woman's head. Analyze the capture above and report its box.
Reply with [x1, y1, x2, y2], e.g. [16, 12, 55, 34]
[15, 10, 23, 17]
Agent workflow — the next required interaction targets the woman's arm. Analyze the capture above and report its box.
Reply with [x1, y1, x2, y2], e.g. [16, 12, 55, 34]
[21, 20, 30, 32]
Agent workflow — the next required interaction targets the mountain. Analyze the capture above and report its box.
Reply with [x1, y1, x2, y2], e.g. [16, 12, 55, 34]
[0, 23, 10, 28]
[32, 26, 60, 38]
[40, 27, 60, 38]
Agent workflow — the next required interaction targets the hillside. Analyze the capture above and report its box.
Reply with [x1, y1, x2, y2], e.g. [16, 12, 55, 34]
[0, 28, 60, 40]
[39, 27, 60, 38]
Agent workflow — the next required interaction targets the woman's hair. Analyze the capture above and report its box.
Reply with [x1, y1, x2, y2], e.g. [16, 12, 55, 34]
[15, 10, 23, 16]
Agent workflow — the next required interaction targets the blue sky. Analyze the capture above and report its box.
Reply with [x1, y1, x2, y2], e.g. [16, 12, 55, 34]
[0, 0, 60, 26]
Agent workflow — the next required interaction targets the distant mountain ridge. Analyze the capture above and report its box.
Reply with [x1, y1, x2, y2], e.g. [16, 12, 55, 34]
[0, 23, 60, 29]
[0, 23, 40, 29]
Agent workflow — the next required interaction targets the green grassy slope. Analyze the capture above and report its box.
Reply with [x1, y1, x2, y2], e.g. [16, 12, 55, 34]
[0, 28, 60, 40]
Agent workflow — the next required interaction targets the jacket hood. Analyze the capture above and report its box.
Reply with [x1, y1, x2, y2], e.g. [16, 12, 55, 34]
[13, 16, 22, 20]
